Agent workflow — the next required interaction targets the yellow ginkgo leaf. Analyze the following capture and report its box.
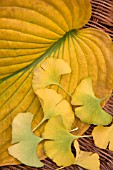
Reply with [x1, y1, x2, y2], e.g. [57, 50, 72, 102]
[32, 58, 71, 93]
[92, 124, 113, 150]
[71, 77, 112, 125]
[75, 151, 100, 170]
[74, 140, 81, 159]
[33, 89, 74, 131]
[43, 115, 81, 167]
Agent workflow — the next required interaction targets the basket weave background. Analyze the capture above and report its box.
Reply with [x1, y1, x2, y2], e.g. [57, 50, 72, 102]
[1, 0, 113, 169]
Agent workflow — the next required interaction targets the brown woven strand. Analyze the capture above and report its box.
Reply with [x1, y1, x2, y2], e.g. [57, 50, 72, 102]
[1, 0, 113, 169]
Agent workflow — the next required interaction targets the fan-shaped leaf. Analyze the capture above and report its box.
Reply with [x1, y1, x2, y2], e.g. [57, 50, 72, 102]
[33, 89, 74, 131]
[92, 124, 113, 150]
[8, 112, 43, 168]
[32, 58, 71, 92]
[75, 152, 100, 170]
[71, 77, 112, 125]
[42, 115, 78, 167]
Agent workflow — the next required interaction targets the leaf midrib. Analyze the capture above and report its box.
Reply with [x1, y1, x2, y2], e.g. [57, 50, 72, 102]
[0, 29, 76, 84]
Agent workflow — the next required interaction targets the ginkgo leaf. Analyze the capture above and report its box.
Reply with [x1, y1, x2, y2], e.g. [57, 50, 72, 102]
[92, 124, 113, 150]
[42, 115, 80, 167]
[32, 58, 71, 93]
[71, 77, 112, 125]
[33, 89, 74, 131]
[75, 151, 100, 170]
[0, 0, 113, 166]
[74, 140, 81, 159]
[8, 112, 43, 168]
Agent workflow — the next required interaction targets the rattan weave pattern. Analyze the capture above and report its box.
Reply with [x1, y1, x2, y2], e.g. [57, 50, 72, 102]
[1, 0, 113, 169]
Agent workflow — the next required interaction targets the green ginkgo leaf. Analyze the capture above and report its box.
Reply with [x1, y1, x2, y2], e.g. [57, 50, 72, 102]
[33, 89, 74, 131]
[75, 151, 100, 170]
[71, 77, 112, 125]
[8, 112, 43, 168]
[32, 58, 71, 94]
[42, 115, 78, 167]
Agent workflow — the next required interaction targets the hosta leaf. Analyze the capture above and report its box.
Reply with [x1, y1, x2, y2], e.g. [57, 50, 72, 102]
[92, 124, 113, 150]
[72, 28, 113, 98]
[8, 112, 43, 168]
[42, 115, 77, 167]
[33, 89, 74, 131]
[0, 0, 113, 166]
[71, 78, 112, 125]
[75, 152, 100, 170]
[32, 58, 71, 92]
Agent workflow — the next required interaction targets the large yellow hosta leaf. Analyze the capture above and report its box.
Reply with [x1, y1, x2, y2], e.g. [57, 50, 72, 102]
[0, 0, 113, 166]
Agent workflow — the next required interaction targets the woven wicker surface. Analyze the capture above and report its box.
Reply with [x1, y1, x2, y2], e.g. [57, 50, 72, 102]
[1, 0, 113, 169]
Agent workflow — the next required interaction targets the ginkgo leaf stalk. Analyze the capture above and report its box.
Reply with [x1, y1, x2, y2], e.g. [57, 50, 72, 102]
[54, 83, 71, 97]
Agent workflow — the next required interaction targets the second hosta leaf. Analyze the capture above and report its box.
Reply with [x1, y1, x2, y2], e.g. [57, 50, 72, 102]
[0, 0, 113, 166]
[71, 78, 112, 125]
